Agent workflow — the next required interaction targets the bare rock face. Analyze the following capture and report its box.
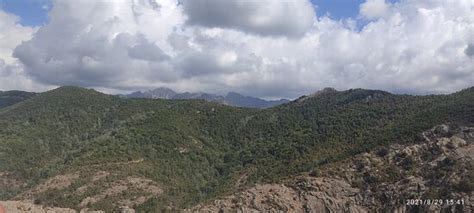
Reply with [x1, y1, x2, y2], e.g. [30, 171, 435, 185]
[191, 124, 474, 212]
[192, 177, 369, 213]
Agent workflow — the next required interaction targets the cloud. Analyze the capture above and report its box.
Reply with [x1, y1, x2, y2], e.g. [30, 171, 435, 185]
[0, 59, 51, 92]
[0, 10, 51, 91]
[5, 0, 474, 98]
[127, 34, 170, 61]
[182, 0, 316, 38]
[359, 0, 389, 19]
[466, 44, 474, 58]
[0, 10, 36, 64]
[13, 0, 185, 90]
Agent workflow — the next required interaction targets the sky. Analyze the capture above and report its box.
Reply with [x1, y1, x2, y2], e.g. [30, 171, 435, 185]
[0, 0, 51, 26]
[0, 0, 473, 99]
[2, 0, 376, 27]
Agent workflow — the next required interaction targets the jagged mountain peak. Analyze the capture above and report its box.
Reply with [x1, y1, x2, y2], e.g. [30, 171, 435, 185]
[123, 87, 290, 108]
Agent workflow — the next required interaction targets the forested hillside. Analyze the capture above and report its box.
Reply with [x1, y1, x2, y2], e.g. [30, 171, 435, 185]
[0, 91, 35, 108]
[0, 86, 473, 211]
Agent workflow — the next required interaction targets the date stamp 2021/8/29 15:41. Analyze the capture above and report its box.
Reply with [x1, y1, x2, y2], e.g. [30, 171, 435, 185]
[406, 199, 465, 206]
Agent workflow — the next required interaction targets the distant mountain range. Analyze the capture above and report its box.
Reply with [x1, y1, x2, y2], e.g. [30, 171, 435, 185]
[121, 87, 290, 108]
[0, 86, 473, 211]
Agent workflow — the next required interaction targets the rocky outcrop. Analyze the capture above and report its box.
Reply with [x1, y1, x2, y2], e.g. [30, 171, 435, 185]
[191, 124, 473, 212]
[192, 178, 369, 213]
[2, 124, 472, 212]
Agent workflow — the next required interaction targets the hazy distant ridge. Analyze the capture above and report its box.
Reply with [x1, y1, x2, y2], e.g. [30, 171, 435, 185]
[122, 87, 290, 108]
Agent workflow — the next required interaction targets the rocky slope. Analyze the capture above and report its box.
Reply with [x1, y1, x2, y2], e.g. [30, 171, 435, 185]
[1, 86, 473, 211]
[191, 124, 473, 212]
[1, 125, 472, 212]
[2, 161, 161, 212]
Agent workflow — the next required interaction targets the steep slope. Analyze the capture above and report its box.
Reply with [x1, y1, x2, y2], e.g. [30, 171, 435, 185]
[0, 86, 253, 210]
[0, 90, 36, 108]
[191, 124, 473, 212]
[0, 86, 473, 211]
[230, 87, 474, 184]
[0, 87, 121, 200]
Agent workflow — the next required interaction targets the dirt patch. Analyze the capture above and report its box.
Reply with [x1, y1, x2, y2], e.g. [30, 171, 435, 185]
[0, 201, 77, 213]
[18, 173, 79, 199]
[79, 176, 162, 208]
[76, 171, 111, 194]
[0, 172, 25, 191]
[92, 171, 110, 182]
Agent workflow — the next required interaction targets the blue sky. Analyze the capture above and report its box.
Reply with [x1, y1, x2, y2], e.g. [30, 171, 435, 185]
[1, 0, 399, 27]
[1, 0, 471, 96]
[312, 0, 399, 19]
[311, 0, 366, 19]
[0, 0, 51, 26]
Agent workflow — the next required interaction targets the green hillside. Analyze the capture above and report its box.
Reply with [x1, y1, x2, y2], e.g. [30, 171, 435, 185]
[0, 86, 473, 211]
[0, 90, 36, 108]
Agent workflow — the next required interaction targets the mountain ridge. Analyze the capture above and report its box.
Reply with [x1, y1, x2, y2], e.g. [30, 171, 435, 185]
[0, 85, 473, 211]
[0, 90, 36, 109]
[121, 87, 290, 108]
[190, 123, 473, 212]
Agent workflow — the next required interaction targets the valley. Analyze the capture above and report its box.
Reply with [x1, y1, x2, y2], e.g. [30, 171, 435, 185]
[0, 86, 473, 212]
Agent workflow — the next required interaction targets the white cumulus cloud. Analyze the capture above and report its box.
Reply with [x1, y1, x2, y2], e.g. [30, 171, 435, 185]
[181, 0, 316, 38]
[360, 0, 389, 19]
[0, 10, 51, 91]
[1, 0, 473, 98]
